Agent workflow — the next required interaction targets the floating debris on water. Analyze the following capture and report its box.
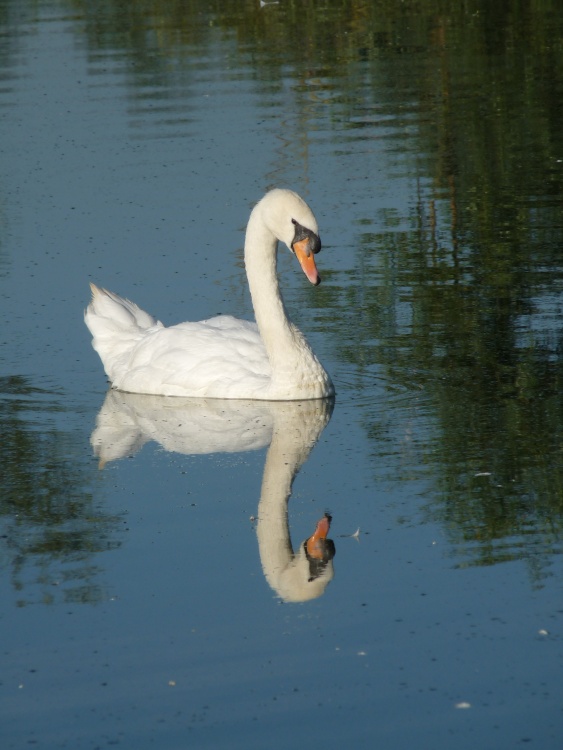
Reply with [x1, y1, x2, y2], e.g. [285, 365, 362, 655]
[340, 527, 361, 540]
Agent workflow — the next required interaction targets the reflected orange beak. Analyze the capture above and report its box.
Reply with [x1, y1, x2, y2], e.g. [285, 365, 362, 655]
[293, 238, 320, 286]
[306, 515, 331, 559]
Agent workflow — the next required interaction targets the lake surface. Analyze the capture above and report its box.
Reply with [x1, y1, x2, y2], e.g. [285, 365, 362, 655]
[1, 1, 563, 747]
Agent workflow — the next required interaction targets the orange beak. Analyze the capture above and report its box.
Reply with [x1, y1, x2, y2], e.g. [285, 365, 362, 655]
[306, 515, 331, 559]
[293, 238, 320, 286]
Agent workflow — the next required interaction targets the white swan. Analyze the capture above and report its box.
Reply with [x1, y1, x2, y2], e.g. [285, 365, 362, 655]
[91, 392, 336, 601]
[85, 189, 334, 400]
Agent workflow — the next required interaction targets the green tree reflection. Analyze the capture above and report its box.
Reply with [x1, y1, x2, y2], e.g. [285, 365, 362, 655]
[0, 376, 122, 606]
[343, 2, 563, 578]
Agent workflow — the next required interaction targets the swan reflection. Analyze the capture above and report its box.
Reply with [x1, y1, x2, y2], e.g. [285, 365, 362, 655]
[92, 391, 335, 601]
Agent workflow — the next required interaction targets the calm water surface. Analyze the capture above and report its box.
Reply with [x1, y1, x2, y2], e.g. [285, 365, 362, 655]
[1, 1, 563, 748]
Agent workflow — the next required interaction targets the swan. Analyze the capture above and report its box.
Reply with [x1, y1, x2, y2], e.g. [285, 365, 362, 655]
[85, 189, 334, 400]
[91, 391, 336, 601]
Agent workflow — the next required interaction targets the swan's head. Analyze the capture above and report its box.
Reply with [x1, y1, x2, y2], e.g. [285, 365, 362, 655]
[257, 189, 323, 286]
[277, 513, 335, 602]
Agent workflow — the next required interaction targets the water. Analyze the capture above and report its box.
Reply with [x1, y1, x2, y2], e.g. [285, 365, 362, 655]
[1, 1, 563, 747]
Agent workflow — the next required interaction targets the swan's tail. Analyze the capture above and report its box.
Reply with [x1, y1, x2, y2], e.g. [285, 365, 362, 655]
[85, 283, 162, 384]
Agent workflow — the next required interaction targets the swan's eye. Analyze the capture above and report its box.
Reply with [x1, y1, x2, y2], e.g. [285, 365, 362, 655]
[291, 219, 321, 255]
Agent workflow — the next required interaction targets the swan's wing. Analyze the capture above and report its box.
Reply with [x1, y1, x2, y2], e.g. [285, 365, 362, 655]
[112, 316, 272, 397]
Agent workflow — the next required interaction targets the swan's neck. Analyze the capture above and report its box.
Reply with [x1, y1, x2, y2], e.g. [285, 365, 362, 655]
[244, 208, 322, 395]
[245, 214, 293, 354]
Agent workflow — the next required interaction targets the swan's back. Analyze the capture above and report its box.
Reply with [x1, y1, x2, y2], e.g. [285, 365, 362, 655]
[85, 285, 272, 397]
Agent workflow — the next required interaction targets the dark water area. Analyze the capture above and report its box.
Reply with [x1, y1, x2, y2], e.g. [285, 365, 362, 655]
[1, 1, 563, 748]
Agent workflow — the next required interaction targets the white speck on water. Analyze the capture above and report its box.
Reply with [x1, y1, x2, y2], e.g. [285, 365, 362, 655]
[340, 527, 360, 540]
[455, 701, 471, 709]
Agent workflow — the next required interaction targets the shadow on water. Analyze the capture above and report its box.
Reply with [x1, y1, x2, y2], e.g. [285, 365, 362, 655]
[91, 391, 336, 602]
